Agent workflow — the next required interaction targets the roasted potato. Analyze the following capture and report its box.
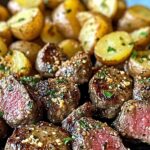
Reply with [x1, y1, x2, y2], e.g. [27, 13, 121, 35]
[9, 41, 41, 64]
[94, 31, 134, 65]
[82, 0, 118, 18]
[14, 0, 45, 12]
[0, 5, 10, 21]
[79, 14, 112, 55]
[131, 27, 150, 50]
[44, 0, 64, 9]
[59, 39, 82, 58]
[52, 0, 85, 39]
[0, 37, 8, 56]
[40, 19, 64, 44]
[8, 8, 44, 40]
[5, 50, 32, 76]
[128, 50, 150, 77]
[0, 22, 12, 45]
[118, 5, 150, 32]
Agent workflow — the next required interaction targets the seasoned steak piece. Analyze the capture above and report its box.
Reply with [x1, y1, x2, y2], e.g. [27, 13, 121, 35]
[0, 118, 8, 139]
[32, 78, 80, 124]
[89, 67, 133, 119]
[56, 51, 92, 84]
[133, 76, 150, 101]
[62, 102, 94, 133]
[0, 76, 39, 128]
[113, 100, 150, 144]
[36, 43, 66, 77]
[5, 122, 70, 150]
[72, 117, 127, 150]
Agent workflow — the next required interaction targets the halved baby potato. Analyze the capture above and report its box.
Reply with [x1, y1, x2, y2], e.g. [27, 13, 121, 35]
[118, 5, 150, 32]
[128, 50, 150, 77]
[52, 0, 85, 39]
[40, 20, 64, 44]
[5, 50, 32, 76]
[0, 22, 12, 45]
[0, 37, 8, 56]
[83, 0, 118, 18]
[79, 14, 112, 55]
[131, 27, 150, 49]
[94, 31, 134, 65]
[59, 39, 82, 58]
[9, 41, 41, 64]
[14, 0, 45, 12]
[0, 5, 10, 21]
[8, 8, 44, 40]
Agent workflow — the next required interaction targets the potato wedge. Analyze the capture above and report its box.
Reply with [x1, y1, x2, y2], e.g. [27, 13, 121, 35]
[0, 37, 8, 56]
[52, 0, 85, 39]
[40, 20, 64, 44]
[79, 14, 112, 55]
[44, 0, 64, 9]
[9, 41, 41, 64]
[114, 0, 127, 21]
[0, 5, 9, 21]
[5, 50, 32, 76]
[128, 50, 150, 77]
[14, 0, 45, 12]
[8, 8, 44, 40]
[59, 39, 82, 58]
[0, 22, 12, 45]
[131, 27, 150, 50]
[118, 5, 150, 32]
[83, 0, 118, 18]
[94, 31, 134, 65]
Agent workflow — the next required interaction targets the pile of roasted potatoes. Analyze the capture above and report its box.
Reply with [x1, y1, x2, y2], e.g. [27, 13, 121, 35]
[0, 0, 150, 79]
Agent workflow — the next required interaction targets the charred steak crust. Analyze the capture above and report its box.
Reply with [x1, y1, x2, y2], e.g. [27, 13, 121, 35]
[36, 43, 66, 77]
[5, 122, 70, 150]
[31, 78, 80, 124]
[62, 102, 94, 133]
[72, 117, 127, 150]
[89, 66, 133, 119]
[113, 100, 150, 144]
[0, 75, 39, 128]
[56, 51, 92, 85]
[133, 76, 150, 101]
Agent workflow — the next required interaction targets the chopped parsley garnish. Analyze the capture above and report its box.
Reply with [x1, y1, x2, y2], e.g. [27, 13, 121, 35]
[28, 101, 33, 109]
[79, 120, 89, 129]
[107, 46, 116, 53]
[20, 76, 40, 87]
[63, 136, 75, 145]
[56, 78, 67, 84]
[46, 89, 57, 97]
[17, 18, 25, 22]
[103, 90, 113, 99]
[0, 64, 6, 72]
[140, 31, 148, 37]
[0, 111, 4, 118]
[128, 42, 135, 45]
[97, 70, 107, 79]
[101, 0, 107, 8]
[131, 51, 137, 59]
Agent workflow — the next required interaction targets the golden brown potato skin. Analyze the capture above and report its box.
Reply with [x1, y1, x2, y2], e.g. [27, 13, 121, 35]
[52, 0, 85, 39]
[118, 5, 150, 32]
[9, 41, 41, 64]
[0, 5, 10, 21]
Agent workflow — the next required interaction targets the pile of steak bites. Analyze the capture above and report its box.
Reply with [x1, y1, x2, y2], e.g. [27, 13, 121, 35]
[0, 43, 150, 150]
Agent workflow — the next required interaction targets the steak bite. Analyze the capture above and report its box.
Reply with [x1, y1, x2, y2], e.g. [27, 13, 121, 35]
[72, 117, 127, 150]
[33, 78, 80, 124]
[0, 118, 8, 139]
[5, 122, 70, 150]
[133, 76, 150, 101]
[0, 75, 39, 128]
[113, 100, 150, 144]
[89, 66, 133, 119]
[36, 43, 66, 77]
[62, 102, 94, 133]
[56, 51, 92, 85]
